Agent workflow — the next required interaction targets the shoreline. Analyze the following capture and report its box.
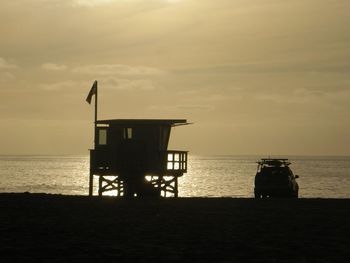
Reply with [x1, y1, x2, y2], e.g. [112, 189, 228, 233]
[2, 192, 350, 200]
[1, 193, 349, 262]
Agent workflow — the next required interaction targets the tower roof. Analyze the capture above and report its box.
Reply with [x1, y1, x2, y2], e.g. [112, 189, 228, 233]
[96, 119, 189, 127]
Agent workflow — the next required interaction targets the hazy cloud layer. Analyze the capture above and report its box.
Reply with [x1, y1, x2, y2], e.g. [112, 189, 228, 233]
[101, 78, 156, 91]
[0, 57, 17, 83]
[0, 0, 349, 155]
[42, 63, 68, 71]
[39, 80, 79, 91]
[72, 64, 165, 76]
[72, 0, 116, 7]
[0, 57, 17, 69]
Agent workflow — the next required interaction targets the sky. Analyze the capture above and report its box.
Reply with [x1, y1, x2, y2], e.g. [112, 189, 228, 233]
[0, 0, 349, 155]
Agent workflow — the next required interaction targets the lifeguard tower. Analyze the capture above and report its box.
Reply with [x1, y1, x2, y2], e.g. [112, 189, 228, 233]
[86, 81, 189, 197]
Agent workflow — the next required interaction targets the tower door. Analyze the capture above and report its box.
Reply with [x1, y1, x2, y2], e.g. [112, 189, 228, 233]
[117, 139, 147, 173]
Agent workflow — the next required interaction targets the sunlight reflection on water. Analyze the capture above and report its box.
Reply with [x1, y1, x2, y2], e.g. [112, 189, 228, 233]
[0, 156, 90, 195]
[0, 155, 349, 198]
[179, 156, 257, 197]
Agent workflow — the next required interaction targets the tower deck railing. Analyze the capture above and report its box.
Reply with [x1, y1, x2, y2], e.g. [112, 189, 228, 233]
[165, 150, 188, 174]
[90, 149, 188, 175]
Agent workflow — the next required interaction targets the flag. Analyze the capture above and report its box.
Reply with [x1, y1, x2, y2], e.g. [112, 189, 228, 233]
[86, 80, 97, 104]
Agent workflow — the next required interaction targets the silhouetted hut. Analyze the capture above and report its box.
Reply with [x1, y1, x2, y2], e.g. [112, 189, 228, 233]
[86, 81, 190, 197]
[89, 119, 189, 197]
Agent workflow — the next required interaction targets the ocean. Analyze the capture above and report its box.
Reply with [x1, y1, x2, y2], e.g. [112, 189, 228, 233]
[0, 155, 349, 198]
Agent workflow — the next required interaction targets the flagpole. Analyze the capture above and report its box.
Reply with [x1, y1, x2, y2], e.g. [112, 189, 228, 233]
[94, 80, 98, 146]
[88, 80, 98, 197]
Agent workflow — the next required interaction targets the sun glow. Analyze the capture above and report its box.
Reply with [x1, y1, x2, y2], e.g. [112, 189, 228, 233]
[73, 0, 116, 7]
[73, 0, 182, 7]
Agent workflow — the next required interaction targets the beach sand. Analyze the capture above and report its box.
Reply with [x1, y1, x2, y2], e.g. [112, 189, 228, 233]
[0, 193, 349, 262]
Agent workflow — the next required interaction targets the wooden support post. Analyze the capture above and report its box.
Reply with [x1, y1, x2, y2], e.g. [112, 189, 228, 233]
[89, 172, 93, 196]
[174, 177, 178, 198]
[98, 176, 103, 196]
[117, 178, 121, 197]
[158, 176, 162, 195]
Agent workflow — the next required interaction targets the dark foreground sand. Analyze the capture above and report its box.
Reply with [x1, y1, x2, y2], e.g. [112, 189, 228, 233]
[0, 193, 349, 262]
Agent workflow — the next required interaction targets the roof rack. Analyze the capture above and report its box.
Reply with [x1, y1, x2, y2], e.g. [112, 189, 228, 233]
[257, 158, 291, 166]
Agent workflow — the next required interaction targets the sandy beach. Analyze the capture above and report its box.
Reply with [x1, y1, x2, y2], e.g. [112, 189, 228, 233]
[0, 193, 349, 262]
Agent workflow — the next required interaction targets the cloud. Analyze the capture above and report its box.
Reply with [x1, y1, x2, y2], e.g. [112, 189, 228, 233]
[148, 104, 214, 113]
[102, 78, 156, 91]
[71, 0, 181, 7]
[41, 63, 67, 71]
[39, 78, 156, 92]
[0, 57, 17, 69]
[39, 81, 77, 91]
[70, 64, 164, 92]
[0, 72, 15, 82]
[72, 0, 116, 7]
[173, 59, 350, 76]
[0, 58, 17, 82]
[72, 64, 165, 76]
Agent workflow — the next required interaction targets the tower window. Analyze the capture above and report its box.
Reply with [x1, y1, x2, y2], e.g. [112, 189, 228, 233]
[123, 128, 133, 139]
[98, 129, 107, 145]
